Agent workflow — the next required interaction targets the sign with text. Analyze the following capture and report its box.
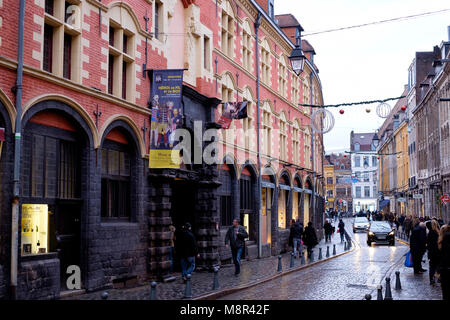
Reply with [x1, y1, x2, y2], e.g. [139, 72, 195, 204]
[441, 194, 450, 205]
[149, 69, 184, 168]
[218, 102, 248, 129]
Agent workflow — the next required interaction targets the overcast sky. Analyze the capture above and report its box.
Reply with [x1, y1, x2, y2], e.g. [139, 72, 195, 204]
[275, 0, 450, 153]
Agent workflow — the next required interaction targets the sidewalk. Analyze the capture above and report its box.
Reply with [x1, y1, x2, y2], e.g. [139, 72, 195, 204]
[63, 229, 352, 300]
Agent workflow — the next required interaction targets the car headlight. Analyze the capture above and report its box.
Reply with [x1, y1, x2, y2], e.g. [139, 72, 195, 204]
[369, 232, 374, 236]
[389, 231, 395, 236]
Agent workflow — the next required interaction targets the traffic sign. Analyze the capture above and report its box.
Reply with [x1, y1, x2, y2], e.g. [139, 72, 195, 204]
[441, 194, 450, 205]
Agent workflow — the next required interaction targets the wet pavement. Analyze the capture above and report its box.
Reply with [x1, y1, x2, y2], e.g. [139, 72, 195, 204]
[218, 220, 443, 300]
[62, 221, 352, 300]
[62, 218, 443, 300]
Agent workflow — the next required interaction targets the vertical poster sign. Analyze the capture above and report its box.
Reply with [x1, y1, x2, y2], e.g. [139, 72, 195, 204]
[149, 70, 184, 168]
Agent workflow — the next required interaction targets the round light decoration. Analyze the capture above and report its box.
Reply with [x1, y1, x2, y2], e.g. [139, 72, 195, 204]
[311, 108, 335, 134]
[366, 108, 371, 113]
[339, 109, 345, 114]
[376, 102, 391, 118]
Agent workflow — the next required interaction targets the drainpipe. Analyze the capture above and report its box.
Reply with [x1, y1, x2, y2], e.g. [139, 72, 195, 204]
[11, 0, 26, 300]
[309, 72, 316, 229]
[254, 12, 263, 258]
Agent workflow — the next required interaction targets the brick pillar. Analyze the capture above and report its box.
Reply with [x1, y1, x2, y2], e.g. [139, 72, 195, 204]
[147, 174, 173, 281]
[195, 167, 221, 270]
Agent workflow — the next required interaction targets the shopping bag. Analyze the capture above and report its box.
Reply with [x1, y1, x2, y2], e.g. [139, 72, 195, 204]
[404, 251, 413, 268]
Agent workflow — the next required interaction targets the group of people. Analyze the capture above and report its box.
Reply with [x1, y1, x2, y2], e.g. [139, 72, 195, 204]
[288, 220, 323, 259]
[408, 216, 450, 300]
[169, 218, 248, 282]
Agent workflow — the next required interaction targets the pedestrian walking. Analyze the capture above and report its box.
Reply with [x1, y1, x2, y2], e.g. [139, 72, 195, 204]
[289, 219, 303, 258]
[323, 219, 333, 242]
[437, 225, 450, 300]
[225, 218, 249, 276]
[338, 219, 345, 243]
[426, 220, 441, 285]
[175, 222, 200, 282]
[302, 222, 318, 259]
[410, 218, 427, 274]
[404, 215, 413, 237]
[398, 214, 405, 231]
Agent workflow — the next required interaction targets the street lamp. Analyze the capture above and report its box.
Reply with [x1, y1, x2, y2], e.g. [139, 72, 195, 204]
[372, 132, 380, 149]
[289, 33, 306, 76]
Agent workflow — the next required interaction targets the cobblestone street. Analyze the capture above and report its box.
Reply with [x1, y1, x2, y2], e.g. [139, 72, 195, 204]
[62, 219, 443, 300]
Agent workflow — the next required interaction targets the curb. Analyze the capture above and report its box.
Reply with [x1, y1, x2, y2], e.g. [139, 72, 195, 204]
[193, 240, 356, 300]
[395, 237, 409, 246]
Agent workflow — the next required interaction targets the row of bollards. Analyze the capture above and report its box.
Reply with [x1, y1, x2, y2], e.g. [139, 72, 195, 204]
[365, 272, 402, 300]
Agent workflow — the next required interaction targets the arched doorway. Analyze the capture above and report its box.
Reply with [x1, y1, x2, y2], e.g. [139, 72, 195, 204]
[304, 178, 313, 226]
[278, 173, 290, 230]
[20, 104, 93, 290]
[292, 176, 303, 223]
[240, 164, 256, 242]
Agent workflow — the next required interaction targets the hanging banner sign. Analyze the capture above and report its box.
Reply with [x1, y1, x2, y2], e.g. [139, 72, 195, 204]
[149, 69, 184, 168]
[218, 102, 248, 129]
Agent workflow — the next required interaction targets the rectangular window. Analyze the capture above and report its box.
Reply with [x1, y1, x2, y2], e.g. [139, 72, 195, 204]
[240, 177, 253, 210]
[109, 26, 115, 47]
[123, 34, 128, 54]
[63, 33, 72, 80]
[218, 173, 233, 226]
[155, 1, 161, 40]
[122, 62, 127, 100]
[372, 156, 377, 167]
[59, 140, 79, 199]
[373, 186, 377, 197]
[43, 24, 53, 73]
[355, 156, 360, 167]
[108, 54, 114, 95]
[204, 36, 210, 70]
[45, 0, 54, 15]
[355, 186, 361, 198]
[364, 186, 370, 198]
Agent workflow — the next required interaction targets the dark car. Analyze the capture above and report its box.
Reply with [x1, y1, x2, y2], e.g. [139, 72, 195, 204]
[367, 221, 395, 246]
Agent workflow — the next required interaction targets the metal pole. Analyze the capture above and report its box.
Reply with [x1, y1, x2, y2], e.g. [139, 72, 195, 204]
[255, 12, 263, 259]
[310, 73, 316, 230]
[11, 0, 26, 300]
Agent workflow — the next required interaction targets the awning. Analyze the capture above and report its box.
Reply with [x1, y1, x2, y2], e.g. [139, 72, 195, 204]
[379, 200, 390, 209]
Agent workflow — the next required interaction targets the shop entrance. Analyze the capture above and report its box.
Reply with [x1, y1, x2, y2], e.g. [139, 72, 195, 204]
[50, 200, 82, 290]
[170, 179, 197, 272]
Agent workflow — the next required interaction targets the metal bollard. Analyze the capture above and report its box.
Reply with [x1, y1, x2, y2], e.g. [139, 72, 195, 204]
[184, 274, 192, 299]
[101, 291, 109, 300]
[150, 282, 157, 300]
[377, 285, 383, 300]
[348, 240, 352, 248]
[277, 255, 282, 272]
[384, 277, 393, 300]
[290, 252, 295, 268]
[333, 244, 336, 255]
[318, 247, 323, 260]
[344, 242, 347, 251]
[212, 267, 219, 290]
[395, 271, 402, 290]
[301, 251, 306, 265]
[364, 294, 372, 300]
[326, 246, 330, 258]
[310, 250, 314, 262]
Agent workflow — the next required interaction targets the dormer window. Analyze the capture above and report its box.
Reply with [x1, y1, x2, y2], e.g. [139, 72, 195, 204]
[268, 0, 275, 20]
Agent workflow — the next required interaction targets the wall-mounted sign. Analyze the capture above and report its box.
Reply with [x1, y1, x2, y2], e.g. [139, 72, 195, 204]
[441, 194, 450, 205]
[397, 197, 406, 202]
[413, 194, 423, 200]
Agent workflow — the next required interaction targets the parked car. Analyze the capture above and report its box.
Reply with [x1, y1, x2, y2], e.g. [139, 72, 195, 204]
[367, 221, 395, 246]
[353, 217, 370, 233]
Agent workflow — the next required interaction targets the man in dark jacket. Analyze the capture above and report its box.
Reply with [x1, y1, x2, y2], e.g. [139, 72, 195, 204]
[175, 222, 200, 282]
[323, 220, 333, 243]
[290, 220, 303, 258]
[225, 218, 249, 275]
[302, 222, 318, 259]
[338, 219, 345, 242]
[410, 220, 427, 274]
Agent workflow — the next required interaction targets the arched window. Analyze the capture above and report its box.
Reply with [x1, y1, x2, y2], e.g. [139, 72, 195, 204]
[292, 74, 300, 105]
[278, 56, 287, 98]
[218, 165, 233, 227]
[279, 112, 287, 161]
[101, 128, 132, 220]
[292, 120, 300, 164]
[242, 87, 254, 150]
[261, 39, 271, 85]
[242, 21, 253, 71]
[262, 101, 272, 156]
[304, 127, 311, 169]
[108, 6, 137, 102]
[221, 1, 235, 57]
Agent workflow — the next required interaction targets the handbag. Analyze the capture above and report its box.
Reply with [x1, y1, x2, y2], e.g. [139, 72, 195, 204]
[404, 251, 413, 268]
